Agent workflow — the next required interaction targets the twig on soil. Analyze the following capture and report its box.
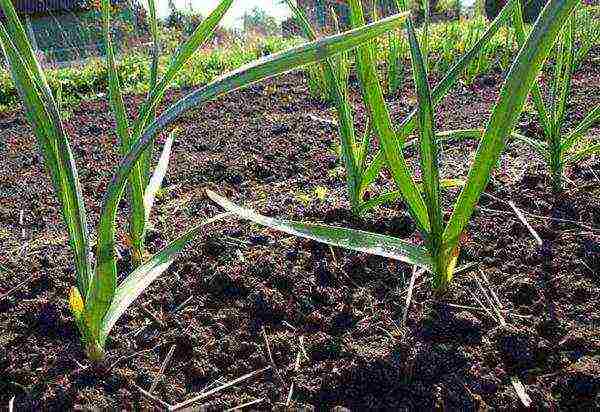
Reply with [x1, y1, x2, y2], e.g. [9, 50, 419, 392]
[306, 113, 336, 126]
[0, 275, 35, 302]
[480, 193, 600, 232]
[19, 209, 25, 240]
[294, 348, 302, 371]
[328, 246, 338, 265]
[479, 271, 505, 311]
[286, 352, 302, 407]
[174, 296, 194, 312]
[396, 275, 428, 300]
[72, 357, 87, 371]
[199, 376, 226, 396]
[466, 276, 504, 325]
[133, 383, 172, 410]
[508, 201, 543, 246]
[578, 259, 595, 275]
[299, 336, 309, 362]
[261, 326, 284, 384]
[587, 166, 600, 182]
[401, 266, 420, 329]
[445, 303, 488, 311]
[149, 344, 176, 395]
[133, 322, 149, 338]
[169, 367, 271, 411]
[108, 346, 158, 372]
[286, 382, 295, 407]
[442, 303, 532, 319]
[453, 262, 480, 276]
[281, 320, 297, 331]
[473, 273, 507, 326]
[286, 340, 306, 407]
[141, 303, 165, 328]
[511, 376, 532, 408]
[467, 290, 496, 321]
[225, 398, 265, 412]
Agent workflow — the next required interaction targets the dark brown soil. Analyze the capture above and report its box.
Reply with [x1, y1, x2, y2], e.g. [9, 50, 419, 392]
[1, 50, 599, 410]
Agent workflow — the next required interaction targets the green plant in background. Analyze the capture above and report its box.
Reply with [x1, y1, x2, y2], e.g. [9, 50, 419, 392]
[430, 16, 518, 82]
[386, 26, 408, 94]
[470, 29, 497, 84]
[288, 0, 392, 215]
[462, 23, 484, 84]
[369, 0, 407, 93]
[499, 21, 516, 72]
[433, 19, 461, 74]
[0, 0, 409, 360]
[373, 0, 410, 94]
[572, 5, 600, 68]
[512, 2, 600, 193]
[210, 0, 579, 290]
[306, 63, 331, 101]
[445, 18, 498, 85]
[305, 7, 351, 103]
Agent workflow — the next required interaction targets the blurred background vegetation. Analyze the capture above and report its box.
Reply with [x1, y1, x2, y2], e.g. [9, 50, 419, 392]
[0, 0, 597, 110]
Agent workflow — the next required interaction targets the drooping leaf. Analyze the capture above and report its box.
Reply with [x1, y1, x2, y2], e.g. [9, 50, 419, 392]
[89, 0, 246, 337]
[207, 190, 433, 271]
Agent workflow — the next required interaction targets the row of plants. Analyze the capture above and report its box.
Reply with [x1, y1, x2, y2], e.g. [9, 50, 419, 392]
[4, 5, 595, 112]
[306, 2, 599, 99]
[0, 0, 598, 369]
[0, 33, 299, 110]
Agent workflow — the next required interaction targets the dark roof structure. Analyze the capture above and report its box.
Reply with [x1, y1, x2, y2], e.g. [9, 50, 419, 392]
[0, 0, 122, 18]
[0, 0, 88, 17]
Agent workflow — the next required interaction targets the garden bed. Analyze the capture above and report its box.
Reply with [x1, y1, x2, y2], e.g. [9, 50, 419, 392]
[0, 53, 599, 409]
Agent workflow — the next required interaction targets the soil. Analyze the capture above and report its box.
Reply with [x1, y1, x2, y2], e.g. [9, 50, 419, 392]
[1, 48, 599, 410]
